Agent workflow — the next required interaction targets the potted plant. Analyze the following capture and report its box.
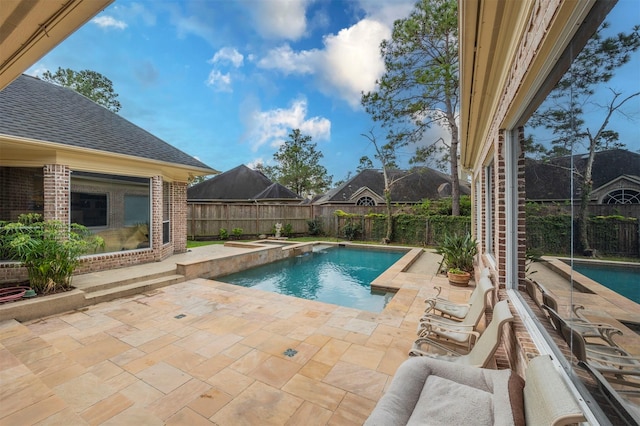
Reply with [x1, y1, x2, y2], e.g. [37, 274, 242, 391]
[436, 233, 479, 286]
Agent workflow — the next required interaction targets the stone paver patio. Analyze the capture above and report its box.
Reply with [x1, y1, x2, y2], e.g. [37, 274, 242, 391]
[0, 249, 446, 425]
[1, 244, 637, 424]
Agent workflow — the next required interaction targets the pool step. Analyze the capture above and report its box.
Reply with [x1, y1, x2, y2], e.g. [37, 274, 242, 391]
[73, 266, 179, 293]
[83, 273, 185, 305]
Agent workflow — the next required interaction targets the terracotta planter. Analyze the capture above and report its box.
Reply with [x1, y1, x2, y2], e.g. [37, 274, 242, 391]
[447, 271, 471, 287]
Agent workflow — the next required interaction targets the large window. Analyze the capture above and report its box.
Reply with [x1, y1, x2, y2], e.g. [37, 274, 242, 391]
[162, 181, 170, 245]
[71, 192, 107, 227]
[516, 1, 639, 421]
[71, 172, 150, 253]
[356, 196, 376, 206]
[602, 189, 640, 204]
[124, 194, 150, 226]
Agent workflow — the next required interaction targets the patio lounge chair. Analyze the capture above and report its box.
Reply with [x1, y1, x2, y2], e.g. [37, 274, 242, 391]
[408, 299, 514, 368]
[579, 361, 640, 425]
[416, 275, 494, 350]
[423, 267, 492, 320]
[526, 279, 623, 346]
[543, 305, 640, 389]
[365, 354, 585, 426]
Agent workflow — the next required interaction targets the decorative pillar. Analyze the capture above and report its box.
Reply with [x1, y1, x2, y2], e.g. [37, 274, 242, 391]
[43, 164, 70, 222]
[151, 176, 163, 260]
[172, 181, 188, 253]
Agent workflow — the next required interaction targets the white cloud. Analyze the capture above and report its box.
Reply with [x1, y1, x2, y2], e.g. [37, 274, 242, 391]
[256, 18, 390, 109]
[248, 0, 310, 40]
[210, 47, 244, 68]
[206, 48, 244, 92]
[91, 16, 127, 30]
[246, 158, 270, 169]
[317, 19, 390, 108]
[257, 44, 317, 75]
[27, 65, 48, 78]
[244, 98, 331, 151]
[206, 70, 232, 92]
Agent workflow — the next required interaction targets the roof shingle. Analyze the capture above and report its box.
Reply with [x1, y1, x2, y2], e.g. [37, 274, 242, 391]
[0, 75, 213, 170]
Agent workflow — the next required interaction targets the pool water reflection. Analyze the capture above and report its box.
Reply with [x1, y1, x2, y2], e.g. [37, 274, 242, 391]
[217, 245, 406, 312]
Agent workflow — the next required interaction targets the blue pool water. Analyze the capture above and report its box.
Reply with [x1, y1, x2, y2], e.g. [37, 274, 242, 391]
[218, 245, 406, 312]
[573, 263, 640, 303]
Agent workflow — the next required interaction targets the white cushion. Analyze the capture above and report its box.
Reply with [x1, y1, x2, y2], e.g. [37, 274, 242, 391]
[406, 375, 493, 426]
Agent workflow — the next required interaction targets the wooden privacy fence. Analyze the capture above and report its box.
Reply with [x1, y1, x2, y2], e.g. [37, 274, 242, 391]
[187, 203, 471, 246]
[187, 203, 398, 239]
[188, 203, 638, 257]
[188, 204, 312, 237]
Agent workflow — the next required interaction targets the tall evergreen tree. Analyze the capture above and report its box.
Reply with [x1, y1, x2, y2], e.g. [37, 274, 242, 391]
[269, 129, 332, 197]
[361, 0, 461, 215]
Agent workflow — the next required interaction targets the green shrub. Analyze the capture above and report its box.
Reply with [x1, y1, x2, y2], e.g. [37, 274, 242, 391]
[219, 228, 228, 240]
[0, 214, 103, 294]
[232, 228, 243, 238]
[307, 218, 324, 235]
[342, 220, 362, 241]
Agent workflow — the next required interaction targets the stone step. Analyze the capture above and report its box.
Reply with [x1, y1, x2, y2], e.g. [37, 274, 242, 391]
[74, 268, 177, 293]
[83, 274, 185, 305]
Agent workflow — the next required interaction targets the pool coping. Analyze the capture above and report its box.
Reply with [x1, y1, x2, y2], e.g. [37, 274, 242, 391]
[205, 240, 422, 294]
[541, 256, 640, 325]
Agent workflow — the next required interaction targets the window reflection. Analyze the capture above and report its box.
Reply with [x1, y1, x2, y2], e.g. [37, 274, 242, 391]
[71, 171, 150, 253]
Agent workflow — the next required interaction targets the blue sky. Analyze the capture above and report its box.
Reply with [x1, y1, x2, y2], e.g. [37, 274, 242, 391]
[27, 0, 639, 183]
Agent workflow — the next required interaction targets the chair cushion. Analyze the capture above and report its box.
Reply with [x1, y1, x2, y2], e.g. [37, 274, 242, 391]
[364, 357, 525, 426]
[407, 375, 493, 425]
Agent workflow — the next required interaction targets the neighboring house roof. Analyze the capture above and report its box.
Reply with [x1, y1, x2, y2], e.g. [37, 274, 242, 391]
[0, 74, 214, 172]
[253, 183, 301, 200]
[187, 164, 302, 202]
[314, 168, 471, 205]
[525, 149, 640, 201]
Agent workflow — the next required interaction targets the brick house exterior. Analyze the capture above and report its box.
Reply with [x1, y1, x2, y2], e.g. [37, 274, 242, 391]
[460, 1, 621, 419]
[1, 75, 217, 281]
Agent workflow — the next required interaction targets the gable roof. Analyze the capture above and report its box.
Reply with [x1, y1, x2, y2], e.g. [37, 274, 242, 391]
[253, 182, 301, 200]
[525, 149, 640, 201]
[0, 74, 214, 172]
[315, 168, 471, 204]
[187, 164, 301, 201]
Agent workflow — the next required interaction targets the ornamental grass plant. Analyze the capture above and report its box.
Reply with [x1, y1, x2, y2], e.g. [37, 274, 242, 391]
[436, 232, 479, 274]
[0, 213, 103, 294]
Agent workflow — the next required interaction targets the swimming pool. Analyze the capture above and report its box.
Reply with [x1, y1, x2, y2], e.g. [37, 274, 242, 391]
[573, 262, 640, 303]
[217, 245, 407, 312]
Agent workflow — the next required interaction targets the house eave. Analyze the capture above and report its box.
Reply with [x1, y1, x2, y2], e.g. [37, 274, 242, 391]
[459, 0, 598, 169]
[0, 134, 218, 182]
[0, 0, 114, 90]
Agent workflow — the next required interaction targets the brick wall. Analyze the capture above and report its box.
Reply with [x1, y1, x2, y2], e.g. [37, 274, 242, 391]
[1, 167, 189, 281]
[0, 167, 43, 220]
[472, 0, 566, 371]
[172, 181, 188, 254]
[43, 164, 70, 222]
